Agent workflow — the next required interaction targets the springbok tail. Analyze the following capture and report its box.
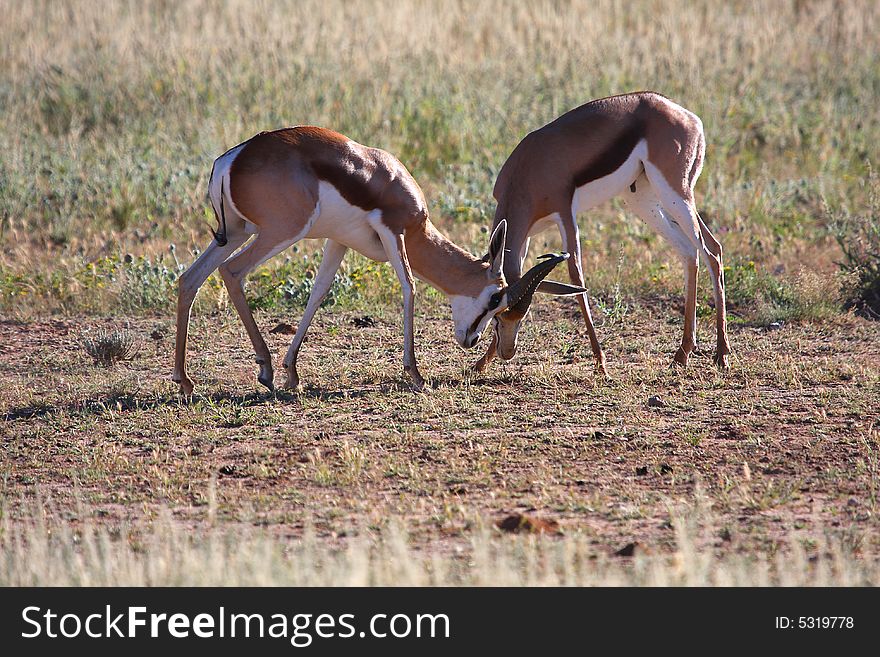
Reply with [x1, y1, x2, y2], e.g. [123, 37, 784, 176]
[212, 179, 229, 247]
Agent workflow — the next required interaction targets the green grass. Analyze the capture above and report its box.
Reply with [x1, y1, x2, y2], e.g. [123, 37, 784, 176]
[1, 0, 878, 321]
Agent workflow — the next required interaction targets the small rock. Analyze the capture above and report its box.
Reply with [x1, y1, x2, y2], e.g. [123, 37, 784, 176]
[614, 542, 641, 557]
[352, 316, 376, 328]
[150, 329, 165, 340]
[647, 395, 665, 408]
[636, 465, 649, 476]
[496, 513, 561, 535]
[269, 322, 295, 335]
[847, 498, 858, 507]
[659, 463, 674, 475]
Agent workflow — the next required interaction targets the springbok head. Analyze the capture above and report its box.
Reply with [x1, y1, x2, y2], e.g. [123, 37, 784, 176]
[493, 254, 585, 359]
[452, 220, 585, 350]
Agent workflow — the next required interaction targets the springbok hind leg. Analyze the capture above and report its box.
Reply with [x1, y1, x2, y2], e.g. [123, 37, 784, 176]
[696, 214, 731, 368]
[624, 176, 700, 367]
[173, 235, 248, 395]
[643, 166, 730, 369]
[219, 229, 300, 391]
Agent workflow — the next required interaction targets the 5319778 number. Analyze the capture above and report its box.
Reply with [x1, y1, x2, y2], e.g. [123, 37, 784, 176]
[775, 617, 854, 629]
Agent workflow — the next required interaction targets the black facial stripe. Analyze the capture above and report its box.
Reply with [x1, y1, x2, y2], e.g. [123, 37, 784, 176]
[467, 311, 487, 337]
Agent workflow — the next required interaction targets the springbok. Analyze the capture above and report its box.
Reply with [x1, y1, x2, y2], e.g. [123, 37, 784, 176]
[172, 126, 584, 394]
[473, 91, 731, 374]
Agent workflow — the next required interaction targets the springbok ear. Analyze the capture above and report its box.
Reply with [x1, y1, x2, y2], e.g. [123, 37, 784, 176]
[487, 219, 507, 275]
[537, 280, 587, 296]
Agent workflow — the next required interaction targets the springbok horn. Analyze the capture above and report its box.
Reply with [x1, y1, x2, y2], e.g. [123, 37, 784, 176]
[537, 280, 589, 296]
[505, 253, 572, 313]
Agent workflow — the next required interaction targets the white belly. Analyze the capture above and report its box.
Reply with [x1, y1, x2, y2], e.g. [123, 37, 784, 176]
[571, 138, 647, 216]
[307, 180, 388, 262]
[529, 214, 559, 236]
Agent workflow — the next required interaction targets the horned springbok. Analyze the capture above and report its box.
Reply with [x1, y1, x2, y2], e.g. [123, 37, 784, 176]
[473, 91, 731, 375]
[172, 127, 584, 394]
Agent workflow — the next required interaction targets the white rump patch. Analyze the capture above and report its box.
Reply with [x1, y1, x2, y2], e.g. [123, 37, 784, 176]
[208, 143, 255, 231]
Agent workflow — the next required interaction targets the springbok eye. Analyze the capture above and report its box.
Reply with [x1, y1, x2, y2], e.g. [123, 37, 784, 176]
[488, 291, 503, 310]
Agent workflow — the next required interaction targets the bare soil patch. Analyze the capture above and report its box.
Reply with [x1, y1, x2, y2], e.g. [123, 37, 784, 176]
[2, 303, 878, 559]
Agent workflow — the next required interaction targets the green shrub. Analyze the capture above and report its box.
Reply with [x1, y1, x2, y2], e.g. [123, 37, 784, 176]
[724, 259, 841, 324]
[247, 252, 400, 312]
[830, 167, 880, 319]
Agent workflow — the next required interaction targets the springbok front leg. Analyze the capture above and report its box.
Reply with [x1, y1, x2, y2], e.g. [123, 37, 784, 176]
[283, 239, 348, 391]
[370, 217, 425, 390]
[472, 232, 530, 374]
[173, 235, 248, 395]
[472, 332, 497, 373]
[559, 210, 607, 376]
[218, 229, 300, 391]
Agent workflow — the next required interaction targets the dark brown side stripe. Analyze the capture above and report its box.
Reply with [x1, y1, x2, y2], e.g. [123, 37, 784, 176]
[572, 120, 644, 189]
[311, 160, 380, 212]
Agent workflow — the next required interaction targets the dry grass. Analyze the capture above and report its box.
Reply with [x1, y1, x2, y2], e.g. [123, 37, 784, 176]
[1, 0, 878, 320]
[1, 0, 879, 586]
[2, 309, 878, 580]
[3, 501, 878, 586]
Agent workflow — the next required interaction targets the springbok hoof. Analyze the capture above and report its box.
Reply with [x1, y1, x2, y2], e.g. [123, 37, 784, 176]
[257, 369, 275, 391]
[471, 356, 490, 373]
[174, 376, 194, 396]
[405, 367, 427, 392]
[713, 352, 731, 370]
[672, 347, 690, 368]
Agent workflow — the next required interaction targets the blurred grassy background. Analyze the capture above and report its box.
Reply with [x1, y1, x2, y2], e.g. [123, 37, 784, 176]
[1, 0, 877, 321]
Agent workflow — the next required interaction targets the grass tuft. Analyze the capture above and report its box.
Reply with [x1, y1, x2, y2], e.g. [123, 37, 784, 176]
[81, 328, 137, 366]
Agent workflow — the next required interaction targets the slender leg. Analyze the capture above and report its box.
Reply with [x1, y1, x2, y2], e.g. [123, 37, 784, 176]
[643, 165, 730, 369]
[559, 212, 607, 376]
[696, 215, 731, 368]
[218, 230, 298, 391]
[371, 222, 425, 390]
[472, 332, 497, 373]
[624, 173, 701, 366]
[673, 257, 699, 366]
[283, 239, 348, 391]
[173, 235, 248, 395]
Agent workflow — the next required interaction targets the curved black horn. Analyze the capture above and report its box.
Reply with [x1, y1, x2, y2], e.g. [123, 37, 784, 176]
[505, 252, 570, 313]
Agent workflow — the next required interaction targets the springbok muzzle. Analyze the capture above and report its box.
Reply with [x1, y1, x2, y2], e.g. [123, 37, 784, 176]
[494, 252, 587, 360]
